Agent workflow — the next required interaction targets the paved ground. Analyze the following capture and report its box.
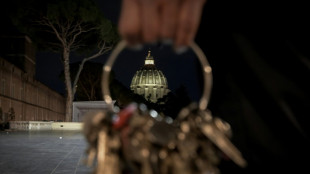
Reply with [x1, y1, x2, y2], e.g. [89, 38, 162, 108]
[0, 130, 94, 174]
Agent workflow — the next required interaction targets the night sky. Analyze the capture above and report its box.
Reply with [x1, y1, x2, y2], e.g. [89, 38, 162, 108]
[36, 44, 202, 101]
[36, 0, 123, 96]
[35, 0, 203, 102]
[4, 0, 309, 104]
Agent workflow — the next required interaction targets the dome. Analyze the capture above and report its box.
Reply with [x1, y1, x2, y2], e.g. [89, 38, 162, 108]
[130, 50, 170, 103]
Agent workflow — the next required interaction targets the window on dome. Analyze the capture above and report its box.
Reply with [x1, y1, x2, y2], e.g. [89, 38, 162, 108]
[145, 59, 154, 65]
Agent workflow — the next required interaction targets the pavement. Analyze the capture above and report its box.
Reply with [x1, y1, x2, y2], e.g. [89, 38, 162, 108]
[0, 130, 94, 174]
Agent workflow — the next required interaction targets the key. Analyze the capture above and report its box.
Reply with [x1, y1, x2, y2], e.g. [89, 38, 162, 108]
[198, 110, 247, 168]
[83, 110, 121, 174]
[171, 152, 191, 174]
[147, 120, 176, 147]
[175, 103, 247, 169]
[97, 128, 121, 174]
[83, 110, 111, 168]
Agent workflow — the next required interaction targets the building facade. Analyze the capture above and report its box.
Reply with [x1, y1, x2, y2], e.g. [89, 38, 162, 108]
[130, 50, 170, 103]
[0, 35, 65, 123]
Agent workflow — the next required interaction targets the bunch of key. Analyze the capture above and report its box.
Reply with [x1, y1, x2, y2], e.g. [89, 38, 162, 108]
[83, 102, 247, 174]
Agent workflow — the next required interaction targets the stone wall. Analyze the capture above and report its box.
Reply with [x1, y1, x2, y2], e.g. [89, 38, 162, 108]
[0, 57, 65, 122]
[9, 121, 83, 131]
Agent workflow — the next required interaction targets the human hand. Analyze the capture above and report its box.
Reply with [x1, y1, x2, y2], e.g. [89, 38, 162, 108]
[118, 0, 206, 53]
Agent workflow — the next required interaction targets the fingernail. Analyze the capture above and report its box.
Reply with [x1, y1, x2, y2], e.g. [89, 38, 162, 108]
[128, 44, 143, 51]
[175, 46, 188, 55]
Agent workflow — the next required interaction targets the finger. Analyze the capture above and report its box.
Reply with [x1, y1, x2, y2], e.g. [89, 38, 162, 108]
[140, 0, 161, 43]
[118, 0, 142, 45]
[175, 0, 206, 48]
[159, 0, 180, 42]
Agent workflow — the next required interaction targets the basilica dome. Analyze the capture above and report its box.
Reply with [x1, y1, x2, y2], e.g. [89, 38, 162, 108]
[130, 50, 170, 103]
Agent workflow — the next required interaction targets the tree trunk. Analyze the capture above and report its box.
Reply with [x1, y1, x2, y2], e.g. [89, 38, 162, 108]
[72, 59, 85, 98]
[63, 48, 73, 122]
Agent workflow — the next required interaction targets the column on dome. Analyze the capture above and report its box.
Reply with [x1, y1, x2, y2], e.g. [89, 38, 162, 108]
[148, 70, 151, 84]
[140, 86, 145, 95]
[157, 87, 163, 100]
[160, 76, 165, 86]
[152, 71, 155, 84]
[142, 74, 145, 84]
[156, 71, 160, 85]
[138, 71, 142, 84]
[144, 87, 148, 99]
[145, 71, 148, 84]
[152, 87, 157, 102]
[157, 87, 162, 98]
[149, 86, 152, 101]
[148, 70, 150, 84]
[136, 86, 140, 94]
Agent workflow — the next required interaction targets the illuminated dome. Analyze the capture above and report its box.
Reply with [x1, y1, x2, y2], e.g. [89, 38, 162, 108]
[130, 50, 170, 103]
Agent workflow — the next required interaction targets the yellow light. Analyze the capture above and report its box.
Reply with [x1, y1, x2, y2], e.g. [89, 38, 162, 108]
[145, 59, 154, 65]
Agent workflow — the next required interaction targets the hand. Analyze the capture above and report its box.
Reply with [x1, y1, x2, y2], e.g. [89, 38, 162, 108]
[118, 0, 206, 51]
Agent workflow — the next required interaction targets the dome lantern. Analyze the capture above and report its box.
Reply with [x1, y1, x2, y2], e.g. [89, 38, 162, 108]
[145, 50, 154, 65]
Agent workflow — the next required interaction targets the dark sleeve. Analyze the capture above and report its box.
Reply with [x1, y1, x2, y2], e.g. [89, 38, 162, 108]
[196, 0, 310, 173]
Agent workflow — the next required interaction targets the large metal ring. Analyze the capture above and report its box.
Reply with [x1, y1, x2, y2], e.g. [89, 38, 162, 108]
[102, 40, 212, 111]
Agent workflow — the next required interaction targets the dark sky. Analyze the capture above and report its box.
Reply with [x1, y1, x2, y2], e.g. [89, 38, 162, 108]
[35, 0, 203, 102]
[14, 0, 310, 104]
[36, 0, 122, 96]
[36, 45, 202, 101]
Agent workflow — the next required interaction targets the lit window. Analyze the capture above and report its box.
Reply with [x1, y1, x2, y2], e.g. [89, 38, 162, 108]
[145, 59, 154, 65]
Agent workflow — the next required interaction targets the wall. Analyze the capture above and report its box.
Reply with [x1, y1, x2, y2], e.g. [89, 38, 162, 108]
[9, 121, 82, 131]
[0, 57, 65, 122]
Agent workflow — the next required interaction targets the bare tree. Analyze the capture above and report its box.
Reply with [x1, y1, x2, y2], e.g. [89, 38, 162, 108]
[11, 0, 118, 121]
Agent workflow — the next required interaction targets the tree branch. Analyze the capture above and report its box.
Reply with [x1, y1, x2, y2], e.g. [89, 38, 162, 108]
[72, 41, 113, 97]
[79, 80, 91, 100]
[39, 17, 66, 47]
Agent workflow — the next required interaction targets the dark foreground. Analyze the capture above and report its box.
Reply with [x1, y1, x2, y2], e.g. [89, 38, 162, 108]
[0, 130, 93, 174]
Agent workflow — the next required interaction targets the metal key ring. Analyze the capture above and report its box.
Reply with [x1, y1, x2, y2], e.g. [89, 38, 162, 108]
[102, 40, 213, 111]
